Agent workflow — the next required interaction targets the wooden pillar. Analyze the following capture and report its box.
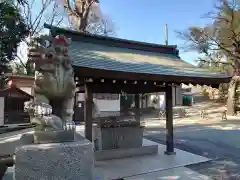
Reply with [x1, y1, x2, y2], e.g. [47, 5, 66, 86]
[165, 85, 175, 155]
[134, 94, 140, 124]
[73, 91, 77, 122]
[84, 84, 93, 141]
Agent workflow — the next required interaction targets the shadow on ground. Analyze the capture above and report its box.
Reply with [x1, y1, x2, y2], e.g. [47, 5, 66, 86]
[144, 120, 240, 180]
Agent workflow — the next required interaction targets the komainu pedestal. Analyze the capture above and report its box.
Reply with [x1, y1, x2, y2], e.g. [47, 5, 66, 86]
[14, 139, 93, 180]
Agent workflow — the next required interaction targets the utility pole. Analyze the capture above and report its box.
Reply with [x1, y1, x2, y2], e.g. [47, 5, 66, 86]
[165, 24, 169, 46]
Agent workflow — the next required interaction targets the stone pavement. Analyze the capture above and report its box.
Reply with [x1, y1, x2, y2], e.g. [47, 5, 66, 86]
[93, 138, 210, 179]
[0, 128, 34, 156]
[4, 166, 212, 180]
[0, 99, 228, 179]
[1, 126, 212, 180]
[141, 98, 240, 179]
[144, 118, 240, 179]
[125, 167, 212, 180]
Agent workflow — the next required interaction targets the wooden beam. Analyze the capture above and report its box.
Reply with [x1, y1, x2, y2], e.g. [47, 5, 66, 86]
[84, 84, 93, 141]
[74, 66, 231, 85]
[84, 83, 166, 94]
[73, 91, 78, 122]
[165, 85, 175, 155]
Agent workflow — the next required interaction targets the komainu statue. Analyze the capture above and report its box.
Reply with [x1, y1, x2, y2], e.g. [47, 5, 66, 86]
[26, 35, 76, 132]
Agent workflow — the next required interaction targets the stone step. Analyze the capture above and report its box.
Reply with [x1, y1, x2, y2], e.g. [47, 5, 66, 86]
[95, 145, 158, 161]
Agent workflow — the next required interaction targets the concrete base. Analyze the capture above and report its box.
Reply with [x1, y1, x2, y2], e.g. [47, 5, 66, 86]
[94, 138, 211, 179]
[164, 151, 176, 155]
[14, 139, 94, 180]
[95, 145, 158, 161]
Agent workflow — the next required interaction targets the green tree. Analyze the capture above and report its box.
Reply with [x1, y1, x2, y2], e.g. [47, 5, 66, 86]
[11, 62, 26, 75]
[177, 0, 240, 115]
[0, 1, 29, 73]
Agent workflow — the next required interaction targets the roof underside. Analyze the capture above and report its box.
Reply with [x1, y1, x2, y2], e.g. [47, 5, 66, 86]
[69, 41, 231, 84]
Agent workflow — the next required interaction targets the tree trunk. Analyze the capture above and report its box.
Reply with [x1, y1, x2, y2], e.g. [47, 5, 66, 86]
[79, 18, 88, 32]
[227, 58, 240, 116]
[227, 76, 240, 115]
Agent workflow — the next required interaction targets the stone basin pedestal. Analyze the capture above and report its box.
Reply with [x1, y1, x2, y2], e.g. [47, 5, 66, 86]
[93, 125, 158, 161]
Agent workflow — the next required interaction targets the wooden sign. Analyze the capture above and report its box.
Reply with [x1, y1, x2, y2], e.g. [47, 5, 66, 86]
[93, 93, 119, 100]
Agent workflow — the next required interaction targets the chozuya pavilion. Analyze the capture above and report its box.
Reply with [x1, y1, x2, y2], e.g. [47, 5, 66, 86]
[44, 24, 231, 156]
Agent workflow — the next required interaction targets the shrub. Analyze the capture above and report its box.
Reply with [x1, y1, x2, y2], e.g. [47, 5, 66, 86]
[202, 89, 209, 97]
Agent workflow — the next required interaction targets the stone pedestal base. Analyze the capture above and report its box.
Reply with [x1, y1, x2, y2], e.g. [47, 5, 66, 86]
[14, 139, 94, 180]
[164, 151, 176, 155]
[95, 144, 158, 161]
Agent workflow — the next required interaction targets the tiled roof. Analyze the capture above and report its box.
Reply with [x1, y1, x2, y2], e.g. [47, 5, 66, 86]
[69, 41, 229, 79]
[0, 85, 32, 98]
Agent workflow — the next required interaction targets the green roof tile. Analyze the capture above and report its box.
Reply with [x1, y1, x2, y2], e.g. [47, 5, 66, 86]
[69, 41, 229, 79]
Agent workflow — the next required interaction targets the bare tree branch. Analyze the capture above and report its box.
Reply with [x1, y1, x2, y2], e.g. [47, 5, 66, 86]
[63, 0, 115, 35]
[63, 0, 79, 18]
[15, 0, 64, 75]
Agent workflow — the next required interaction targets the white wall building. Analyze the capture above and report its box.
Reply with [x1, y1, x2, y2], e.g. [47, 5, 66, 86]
[76, 93, 121, 112]
[76, 85, 183, 114]
[146, 86, 183, 109]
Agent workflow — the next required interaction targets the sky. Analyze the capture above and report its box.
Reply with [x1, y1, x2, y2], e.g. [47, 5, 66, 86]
[98, 0, 217, 65]
[20, 0, 217, 65]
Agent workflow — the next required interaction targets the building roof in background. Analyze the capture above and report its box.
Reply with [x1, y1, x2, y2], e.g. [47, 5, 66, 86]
[0, 85, 32, 98]
[6, 74, 34, 80]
